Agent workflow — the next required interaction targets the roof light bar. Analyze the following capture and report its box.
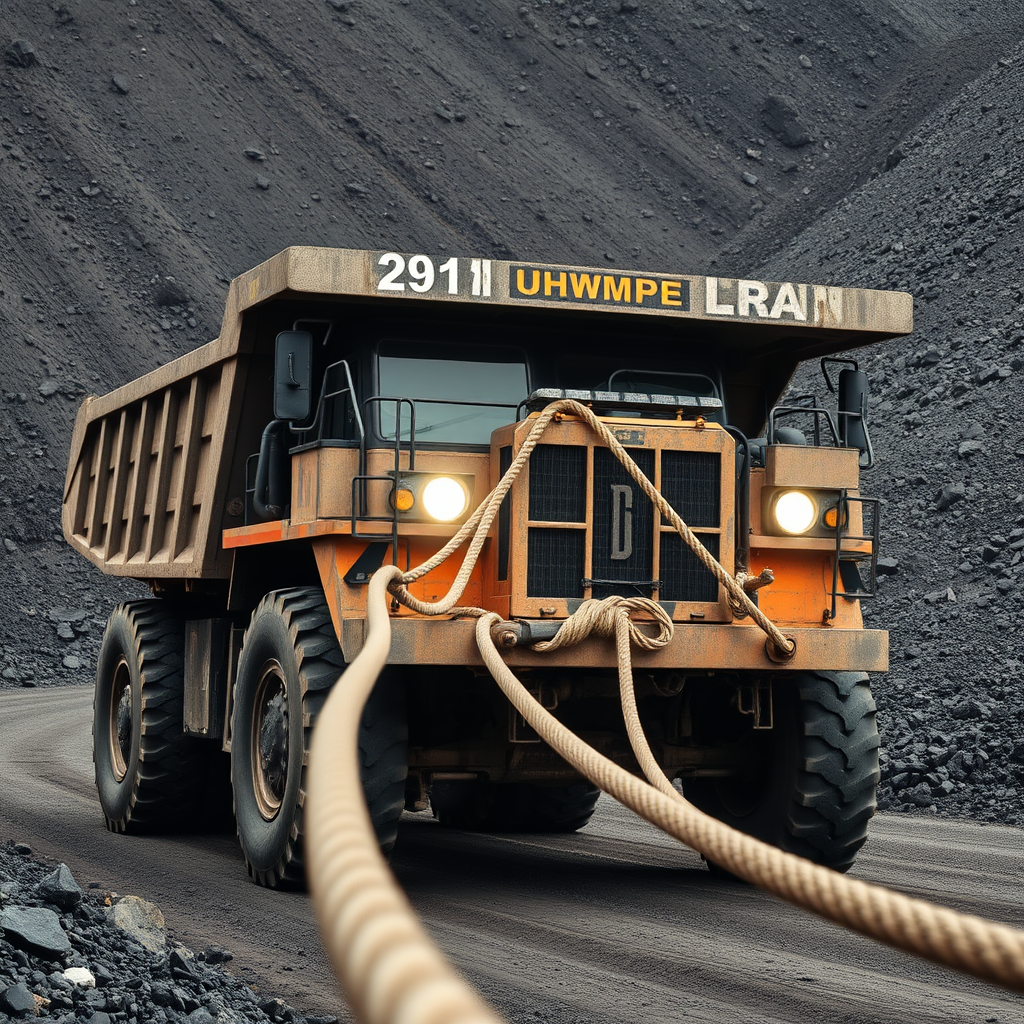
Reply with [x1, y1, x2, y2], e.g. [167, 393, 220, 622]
[523, 388, 723, 414]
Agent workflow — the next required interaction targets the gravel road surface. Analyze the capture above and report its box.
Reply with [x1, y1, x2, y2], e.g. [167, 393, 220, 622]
[2, 686, 1022, 1024]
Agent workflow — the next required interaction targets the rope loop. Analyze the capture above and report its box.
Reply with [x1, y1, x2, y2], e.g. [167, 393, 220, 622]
[530, 596, 674, 653]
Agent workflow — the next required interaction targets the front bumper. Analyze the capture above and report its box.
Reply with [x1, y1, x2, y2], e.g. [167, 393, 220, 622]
[340, 618, 888, 673]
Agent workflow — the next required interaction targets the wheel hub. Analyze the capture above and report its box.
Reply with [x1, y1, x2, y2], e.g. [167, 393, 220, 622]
[108, 657, 133, 782]
[252, 661, 289, 821]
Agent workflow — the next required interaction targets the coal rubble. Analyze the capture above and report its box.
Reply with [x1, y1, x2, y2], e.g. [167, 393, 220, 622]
[0, 844, 336, 1024]
[754, 42, 1024, 826]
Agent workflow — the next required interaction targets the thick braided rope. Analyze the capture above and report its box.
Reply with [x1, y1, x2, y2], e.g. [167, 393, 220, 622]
[307, 567, 504, 1024]
[530, 595, 673, 653]
[611, 609, 682, 801]
[471, 611, 1024, 993]
[311, 399, 1024, 1012]
[388, 399, 793, 660]
[552, 400, 794, 658]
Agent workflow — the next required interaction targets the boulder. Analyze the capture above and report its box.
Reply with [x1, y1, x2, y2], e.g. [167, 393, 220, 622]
[36, 863, 83, 910]
[106, 895, 166, 952]
[762, 93, 813, 147]
[0, 905, 72, 957]
[0, 980, 38, 1018]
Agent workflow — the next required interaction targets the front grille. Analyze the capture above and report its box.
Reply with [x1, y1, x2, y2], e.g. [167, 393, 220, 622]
[660, 532, 720, 602]
[527, 527, 585, 598]
[521, 439, 726, 606]
[528, 445, 587, 522]
[590, 448, 655, 599]
[660, 451, 720, 527]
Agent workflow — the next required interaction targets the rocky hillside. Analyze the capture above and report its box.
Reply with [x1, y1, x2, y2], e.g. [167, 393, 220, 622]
[750, 42, 1024, 823]
[2, 0, 1024, 820]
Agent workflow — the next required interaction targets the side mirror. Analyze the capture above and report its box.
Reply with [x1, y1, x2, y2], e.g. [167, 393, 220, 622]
[274, 331, 313, 422]
[838, 367, 872, 465]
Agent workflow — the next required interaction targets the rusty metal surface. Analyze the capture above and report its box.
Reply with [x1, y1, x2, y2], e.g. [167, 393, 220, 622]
[485, 415, 736, 625]
[62, 357, 246, 579]
[234, 247, 913, 340]
[764, 444, 861, 489]
[373, 618, 888, 671]
[292, 447, 491, 523]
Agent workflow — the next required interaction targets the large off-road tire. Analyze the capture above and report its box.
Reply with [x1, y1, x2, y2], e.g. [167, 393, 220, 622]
[93, 601, 208, 833]
[685, 671, 879, 873]
[231, 588, 407, 889]
[431, 780, 600, 833]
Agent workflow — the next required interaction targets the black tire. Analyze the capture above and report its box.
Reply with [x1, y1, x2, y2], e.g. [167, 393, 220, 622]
[685, 671, 879, 873]
[432, 780, 600, 833]
[93, 601, 208, 833]
[231, 588, 407, 889]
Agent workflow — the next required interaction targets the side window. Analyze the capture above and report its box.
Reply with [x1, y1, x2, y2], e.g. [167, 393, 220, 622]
[321, 358, 360, 442]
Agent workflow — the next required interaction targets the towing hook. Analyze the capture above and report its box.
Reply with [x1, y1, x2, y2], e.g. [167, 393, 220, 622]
[491, 623, 519, 649]
[764, 635, 797, 664]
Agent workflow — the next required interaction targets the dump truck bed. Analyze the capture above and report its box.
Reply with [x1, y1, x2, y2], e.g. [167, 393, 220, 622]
[62, 246, 912, 580]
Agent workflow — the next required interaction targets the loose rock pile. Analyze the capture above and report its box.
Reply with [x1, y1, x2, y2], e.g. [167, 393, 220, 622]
[0, 843, 336, 1024]
[745, 41, 1024, 825]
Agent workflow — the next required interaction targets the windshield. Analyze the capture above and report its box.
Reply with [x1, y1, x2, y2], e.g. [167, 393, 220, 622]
[605, 368, 718, 399]
[377, 342, 528, 445]
[600, 368, 723, 422]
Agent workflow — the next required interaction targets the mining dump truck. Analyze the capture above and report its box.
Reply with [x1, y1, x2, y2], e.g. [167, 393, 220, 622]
[62, 247, 911, 888]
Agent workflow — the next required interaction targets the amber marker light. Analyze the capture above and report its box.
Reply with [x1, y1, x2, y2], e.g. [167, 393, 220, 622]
[823, 504, 847, 530]
[391, 485, 416, 512]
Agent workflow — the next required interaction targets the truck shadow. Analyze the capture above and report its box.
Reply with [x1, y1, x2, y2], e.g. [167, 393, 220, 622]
[390, 809, 746, 905]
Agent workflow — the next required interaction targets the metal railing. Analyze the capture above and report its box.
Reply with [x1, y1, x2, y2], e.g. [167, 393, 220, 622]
[826, 491, 881, 621]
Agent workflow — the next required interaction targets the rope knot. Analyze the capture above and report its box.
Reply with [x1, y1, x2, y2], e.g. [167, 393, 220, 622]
[531, 596, 674, 652]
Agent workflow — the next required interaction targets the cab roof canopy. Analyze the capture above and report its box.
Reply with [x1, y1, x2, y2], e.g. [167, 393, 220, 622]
[121, 246, 916, 438]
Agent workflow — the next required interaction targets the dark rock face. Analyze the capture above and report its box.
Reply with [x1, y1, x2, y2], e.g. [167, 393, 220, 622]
[754, 42, 1024, 824]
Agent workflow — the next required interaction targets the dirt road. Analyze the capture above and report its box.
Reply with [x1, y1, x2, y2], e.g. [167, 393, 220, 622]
[2, 686, 1021, 1023]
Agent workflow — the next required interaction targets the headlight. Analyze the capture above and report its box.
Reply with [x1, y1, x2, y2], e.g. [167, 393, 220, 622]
[421, 476, 469, 522]
[773, 490, 816, 534]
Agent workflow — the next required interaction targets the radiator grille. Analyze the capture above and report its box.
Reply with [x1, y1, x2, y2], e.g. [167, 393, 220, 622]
[660, 532, 720, 603]
[660, 451, 720, 527]
[527, 527, 585, 598]
[529, 444, 586, 522]
[591, 448, 655, 599]
[522, 441, 724, 606]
